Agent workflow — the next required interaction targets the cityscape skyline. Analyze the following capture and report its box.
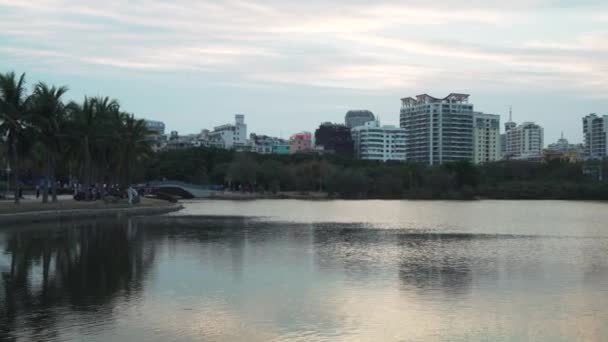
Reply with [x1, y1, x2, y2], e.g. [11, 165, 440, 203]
[2, 0, 608, 144]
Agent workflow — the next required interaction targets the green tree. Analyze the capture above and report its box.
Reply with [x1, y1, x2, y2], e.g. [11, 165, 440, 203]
[0, 72, 31, 204]
[30, 82, 68, 202]
[119, 114, 152, 186]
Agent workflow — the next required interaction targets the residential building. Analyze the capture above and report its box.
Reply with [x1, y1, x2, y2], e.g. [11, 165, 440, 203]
[289, 132, 312, 154]
[345, 110, 375, 128]
[208, 114, 247, 149]
[400, 93, 474, 165]
[351, 120, 406, 162]
[473, 112, 501, 164]
[144, 120, 166, 151]
[250, 133, 289, 155]
[504, 121, 544, 160]
[314, 122, 354, 156]
[582, 113, 608, 159]
[272, 144, 290, 155]
[144, 120, 165, 135]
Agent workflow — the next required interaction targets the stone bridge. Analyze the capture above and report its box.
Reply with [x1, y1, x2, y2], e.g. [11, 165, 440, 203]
[146, 181, 216, 198]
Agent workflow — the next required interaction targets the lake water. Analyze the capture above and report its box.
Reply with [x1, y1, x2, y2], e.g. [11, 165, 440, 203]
[1, 200, 607, 341]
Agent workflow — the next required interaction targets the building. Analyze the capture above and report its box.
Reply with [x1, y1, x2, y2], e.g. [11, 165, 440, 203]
[144, 120, 166, 151]
[289, 132, 312, 154]
[314, 122, 354, 156]
[345, 110, 375, 128]
[351, 120, 406, 162]
[249, 133, 289, 155]
[208, 114, 247, 149]
[400, 93, 474, 165]
[272, 143, 290, 155]
[504, 121, 544, 160]
[582, 113, 608, 159]
[144, 120, 165, 135]
[473, 112, 501, 164]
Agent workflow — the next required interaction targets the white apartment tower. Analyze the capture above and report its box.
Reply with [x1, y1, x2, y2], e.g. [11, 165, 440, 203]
[400, 93, 474, 165]
[582, 113, 608, 159]
[209, 114, 247, 149]
[504, 116, 544, 160]
[351, 120, 406, 162]
[473, 112, 501, 164]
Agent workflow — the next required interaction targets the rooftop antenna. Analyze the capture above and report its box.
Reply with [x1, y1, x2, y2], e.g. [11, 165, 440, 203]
[561, 131, 564, 139]
[509, 105, 513, 122]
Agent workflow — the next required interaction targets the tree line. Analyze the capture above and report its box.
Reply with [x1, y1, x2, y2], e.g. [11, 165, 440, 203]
[0, 71, 152, 204]
[146, 147, 608, 200]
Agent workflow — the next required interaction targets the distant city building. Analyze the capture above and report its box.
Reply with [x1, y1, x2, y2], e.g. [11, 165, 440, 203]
[209, 114, 247, 149]
[544, 133, 582, 163]
[504, 119, 544, 161]
[314, 122, 354, 156]
[144, 120, 166, 152]
[351, 120, 406, 162]
[144, 120, 165, 135]
[272, 143, 290, 155]
[400, 93, 474, 165]
[582, 113, 608, 159]
[345, 110, 375, 128]
[289, 132, 313, 154]
[473, 112, 501, 164]
[249, 133, 289, 155]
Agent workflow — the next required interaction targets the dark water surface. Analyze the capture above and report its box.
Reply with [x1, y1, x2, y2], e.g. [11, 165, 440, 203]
[1, 200, 607, 341]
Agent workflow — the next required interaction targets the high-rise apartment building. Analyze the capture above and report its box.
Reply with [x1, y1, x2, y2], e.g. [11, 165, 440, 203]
[345, 110, 375, 128]
[351, 120, 406, 162]
[582, 113, 608, 159]
[504, 121, 544, 160]
[400, 93, 474, 165]
[473, 112, 501, 164]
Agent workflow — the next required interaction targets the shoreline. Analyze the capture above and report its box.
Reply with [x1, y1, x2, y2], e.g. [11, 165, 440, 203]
[0, 199, 183, 225]
[206, 192, 608, 201]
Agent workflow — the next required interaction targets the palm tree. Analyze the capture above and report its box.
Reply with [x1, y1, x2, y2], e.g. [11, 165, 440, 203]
[65, 97, 97, 199]
[66, 96, 121, 199]
[0, 72, 30, 204]
[120, 114, 152, 186]
[30, 82, 68, 203]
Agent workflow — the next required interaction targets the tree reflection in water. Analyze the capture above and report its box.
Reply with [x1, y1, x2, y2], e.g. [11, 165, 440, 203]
[0, 218, 155, 341]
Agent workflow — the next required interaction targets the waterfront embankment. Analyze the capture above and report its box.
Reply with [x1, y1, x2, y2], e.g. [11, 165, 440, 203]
[0, 197, 183, 225]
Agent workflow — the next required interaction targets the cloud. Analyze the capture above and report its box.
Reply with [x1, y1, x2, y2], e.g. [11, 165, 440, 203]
[1, 0, 608, 94]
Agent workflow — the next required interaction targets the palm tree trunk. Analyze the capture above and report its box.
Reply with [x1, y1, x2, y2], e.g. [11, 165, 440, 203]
[51, 155, 58, 202]
[83, 136, 92, 200]
[9, 137, 20, 205]
[42, 153, 50, 203]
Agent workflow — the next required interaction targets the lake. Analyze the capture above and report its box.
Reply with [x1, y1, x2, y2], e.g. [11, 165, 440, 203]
[1, 200, 607, 341]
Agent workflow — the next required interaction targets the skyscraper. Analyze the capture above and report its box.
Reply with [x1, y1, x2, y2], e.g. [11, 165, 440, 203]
[473, 112, 501, 164]
[582, 113, 608, 159]
[400, 93, 474, 165]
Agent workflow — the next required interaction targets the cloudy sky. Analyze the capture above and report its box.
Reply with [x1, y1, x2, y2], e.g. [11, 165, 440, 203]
[1, 0, 608, 144]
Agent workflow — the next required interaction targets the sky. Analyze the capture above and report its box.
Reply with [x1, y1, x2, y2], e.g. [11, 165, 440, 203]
[1, 0, 608, 144]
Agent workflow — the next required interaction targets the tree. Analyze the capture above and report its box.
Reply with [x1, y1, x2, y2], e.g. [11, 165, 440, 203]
[119, 114, 152, 186]
[30, 82, 68, 202]
[0, 72, 31, 204]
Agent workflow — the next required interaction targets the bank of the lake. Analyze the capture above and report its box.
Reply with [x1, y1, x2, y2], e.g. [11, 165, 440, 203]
[0, 198, 183, 224]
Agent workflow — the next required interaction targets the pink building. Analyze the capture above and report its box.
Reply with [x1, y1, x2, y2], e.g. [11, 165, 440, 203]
[289, 132, 312, 154]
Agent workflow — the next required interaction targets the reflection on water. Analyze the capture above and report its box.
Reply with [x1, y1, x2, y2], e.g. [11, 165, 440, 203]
[1, 201, 608, 341]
